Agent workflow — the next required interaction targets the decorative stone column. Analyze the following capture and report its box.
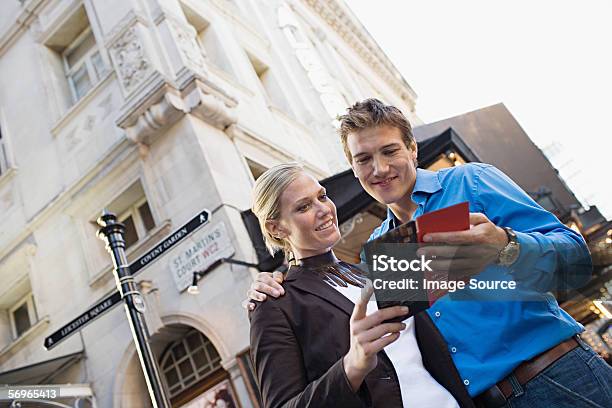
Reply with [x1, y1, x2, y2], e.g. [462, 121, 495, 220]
[277, 4, 348, 173]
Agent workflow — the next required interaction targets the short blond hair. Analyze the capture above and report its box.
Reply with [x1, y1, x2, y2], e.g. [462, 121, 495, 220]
[252, 163, 305, 259]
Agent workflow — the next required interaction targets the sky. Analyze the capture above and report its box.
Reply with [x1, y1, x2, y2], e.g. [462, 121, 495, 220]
[346, 0, 611, 219]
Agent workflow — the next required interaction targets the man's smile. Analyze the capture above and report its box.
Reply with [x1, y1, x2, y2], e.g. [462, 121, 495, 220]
[372, 176, 398, 187]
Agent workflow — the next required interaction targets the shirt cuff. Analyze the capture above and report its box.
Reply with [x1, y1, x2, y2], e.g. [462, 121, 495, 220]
[508, 231, 556, 288]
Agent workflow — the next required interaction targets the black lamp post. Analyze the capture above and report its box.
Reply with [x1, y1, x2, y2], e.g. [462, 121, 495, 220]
[97, 210, 171, 408]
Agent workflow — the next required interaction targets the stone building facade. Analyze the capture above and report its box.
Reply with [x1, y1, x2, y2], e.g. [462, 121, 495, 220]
[0, 0, 419, 406]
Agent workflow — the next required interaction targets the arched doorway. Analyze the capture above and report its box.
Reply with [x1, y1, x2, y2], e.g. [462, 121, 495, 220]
[159, 327, 239, 407]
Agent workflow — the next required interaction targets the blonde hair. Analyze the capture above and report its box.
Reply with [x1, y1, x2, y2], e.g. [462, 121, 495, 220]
[252, 162, 305, 260]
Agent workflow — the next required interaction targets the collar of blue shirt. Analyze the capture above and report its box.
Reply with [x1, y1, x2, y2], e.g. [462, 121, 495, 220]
[385, 168, 443, 228]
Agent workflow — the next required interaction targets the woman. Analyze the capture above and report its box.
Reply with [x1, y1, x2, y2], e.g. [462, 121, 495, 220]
[249, 163, 469, 408]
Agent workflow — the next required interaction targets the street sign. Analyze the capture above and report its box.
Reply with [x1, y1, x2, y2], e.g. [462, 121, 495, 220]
[44, 291, 121, 349]
[44, 208, 211, 350]
[169, 222, 236, 292]
[130, 209, 211, 275]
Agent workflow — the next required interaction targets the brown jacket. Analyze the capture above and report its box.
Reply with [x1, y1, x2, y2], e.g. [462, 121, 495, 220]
[250, 265, 475, 408]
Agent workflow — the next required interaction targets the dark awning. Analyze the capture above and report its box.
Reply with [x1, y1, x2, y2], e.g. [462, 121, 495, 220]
[0, 351, 83, 385]
[240, 209, 286, 271]
[242, 128, 478, 270]
[417, 127, 481, 165]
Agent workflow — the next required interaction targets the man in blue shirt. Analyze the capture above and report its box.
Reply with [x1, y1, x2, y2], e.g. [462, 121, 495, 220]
[246, 99, 611, 407]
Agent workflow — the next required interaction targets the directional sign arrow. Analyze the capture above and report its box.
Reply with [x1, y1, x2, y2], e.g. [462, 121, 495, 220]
[44, 291, 122, 350]
[44, 209, 211, 350]
[130, 209, 210, 275]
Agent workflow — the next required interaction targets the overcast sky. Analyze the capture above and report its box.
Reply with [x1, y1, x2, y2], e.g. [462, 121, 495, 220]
[346, 0, 611, 219]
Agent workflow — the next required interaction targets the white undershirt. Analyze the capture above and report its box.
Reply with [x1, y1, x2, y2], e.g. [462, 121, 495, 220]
[331, 283, 459, 408]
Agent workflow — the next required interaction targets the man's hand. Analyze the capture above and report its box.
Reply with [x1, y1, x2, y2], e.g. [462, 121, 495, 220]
[343, 285, 407, 392]
[242, 271, 286, 311]
[423, 213, 508, 247]
[419, 213, 509, 281]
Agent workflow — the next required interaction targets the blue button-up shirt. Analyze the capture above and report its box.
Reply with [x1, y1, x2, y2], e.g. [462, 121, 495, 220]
[366, 163, 591, 396]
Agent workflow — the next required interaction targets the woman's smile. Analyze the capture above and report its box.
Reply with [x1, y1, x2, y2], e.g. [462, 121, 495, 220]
[315, 218, 335, 231]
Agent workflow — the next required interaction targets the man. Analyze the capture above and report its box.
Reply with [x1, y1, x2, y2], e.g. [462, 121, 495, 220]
[246, 99, 611, 407]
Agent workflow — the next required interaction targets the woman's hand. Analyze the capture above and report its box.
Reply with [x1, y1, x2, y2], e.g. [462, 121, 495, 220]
[343, 286, 408, 392]
[242, 271, 286, 311]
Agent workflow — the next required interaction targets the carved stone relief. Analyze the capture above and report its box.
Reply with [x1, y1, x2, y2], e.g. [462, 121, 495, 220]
[168, 19, 207, 74]
[110, 27, 152, 95]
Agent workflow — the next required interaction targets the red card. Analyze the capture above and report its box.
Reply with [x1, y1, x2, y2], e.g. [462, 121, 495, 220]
[416, 202, 470, 243]
[416, 202, 470, 305]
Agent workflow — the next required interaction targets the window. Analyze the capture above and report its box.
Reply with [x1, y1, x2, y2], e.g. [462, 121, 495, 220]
[181, 5, 235, 77]
[81, 181, 159, 283]
[160, 330, 223, 398]
[9, 294, 38, 339]
[63, 28, 107, 102]
[118, 199, 155, 249]
[94, 181, 156, 251]
[198, 25, 234, 75]
[44, 6, 108, 110]
[247, 53, 294, 116]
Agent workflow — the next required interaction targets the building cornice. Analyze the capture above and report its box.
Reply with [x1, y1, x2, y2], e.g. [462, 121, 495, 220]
[115, 71, 238, 145]
[298, 0, 417, 108]
[0, 0, 46, 57]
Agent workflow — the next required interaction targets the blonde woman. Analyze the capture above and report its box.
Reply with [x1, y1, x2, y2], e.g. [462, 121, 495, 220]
[249, 163, 465, 408]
